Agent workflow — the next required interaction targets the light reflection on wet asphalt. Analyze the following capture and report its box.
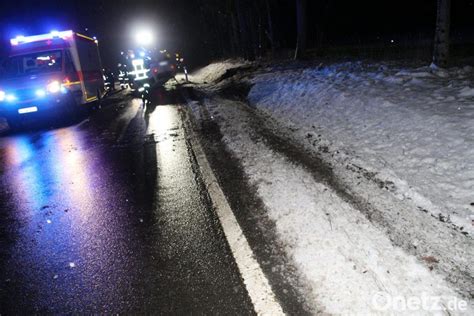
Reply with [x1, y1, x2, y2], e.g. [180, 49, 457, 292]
[0, 91, 254, 314]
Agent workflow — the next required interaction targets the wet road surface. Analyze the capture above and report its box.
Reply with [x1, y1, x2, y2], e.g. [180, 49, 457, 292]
[0, 89, 254, 314]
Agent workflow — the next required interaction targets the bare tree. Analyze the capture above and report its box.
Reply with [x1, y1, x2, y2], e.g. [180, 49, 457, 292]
[314, 0, 332, 50]
[432, 0, 451, 68]
[230, 10, 241, 55]
[294, 0, 307, 60]
[235, 0, 255, 60]
[265, 0, 277, 54]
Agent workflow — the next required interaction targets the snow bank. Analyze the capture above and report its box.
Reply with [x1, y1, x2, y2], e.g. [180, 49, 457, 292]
[248, 61, 474, 235]
[199, 97, 473, 315]
[187, 60, 474, 312]
[190, 59, 249, 84]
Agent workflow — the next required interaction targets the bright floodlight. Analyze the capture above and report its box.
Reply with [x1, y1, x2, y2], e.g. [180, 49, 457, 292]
[135, 29, 154, 46]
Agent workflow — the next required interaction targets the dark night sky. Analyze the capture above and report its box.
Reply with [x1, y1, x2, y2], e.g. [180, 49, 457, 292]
[0, 0, 473, 67]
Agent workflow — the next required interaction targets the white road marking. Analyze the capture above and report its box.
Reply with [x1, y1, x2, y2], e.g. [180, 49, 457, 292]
[183, 107, 285, 316]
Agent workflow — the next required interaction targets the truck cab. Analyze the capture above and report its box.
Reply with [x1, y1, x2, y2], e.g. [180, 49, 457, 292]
[0, 30, 105, 129]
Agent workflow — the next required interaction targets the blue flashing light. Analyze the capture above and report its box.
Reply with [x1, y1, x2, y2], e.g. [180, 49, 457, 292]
[11, 35, 25, 46]
[139, 51, 146, 57]
[10, 30, 73, 46]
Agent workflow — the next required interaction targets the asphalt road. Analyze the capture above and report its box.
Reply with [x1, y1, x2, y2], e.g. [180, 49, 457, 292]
[0, 88, 255, 314]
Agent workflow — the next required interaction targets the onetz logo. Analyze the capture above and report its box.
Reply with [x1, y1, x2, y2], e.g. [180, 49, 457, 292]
[371, 292, 468, 312]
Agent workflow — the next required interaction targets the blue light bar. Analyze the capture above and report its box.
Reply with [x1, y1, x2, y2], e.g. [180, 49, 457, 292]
[10, 30, 73, 46]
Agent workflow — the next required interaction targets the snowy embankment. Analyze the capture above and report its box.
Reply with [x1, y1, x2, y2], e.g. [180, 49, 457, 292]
[189, 59, 248, 84]
[196, 96, 473, 315]
[187, 60, 474, 314]
[248, 62, 474, 235]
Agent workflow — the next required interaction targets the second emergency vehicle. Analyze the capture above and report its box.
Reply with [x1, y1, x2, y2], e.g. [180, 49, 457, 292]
[118, 49, 176, 92]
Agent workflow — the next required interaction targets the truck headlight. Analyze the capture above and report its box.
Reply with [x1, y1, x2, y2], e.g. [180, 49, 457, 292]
[47, 81, 61, 93]
[6, 94, 16, 102]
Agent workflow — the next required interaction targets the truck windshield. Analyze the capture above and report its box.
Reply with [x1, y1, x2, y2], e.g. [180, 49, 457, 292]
[1, 50, 63, 78]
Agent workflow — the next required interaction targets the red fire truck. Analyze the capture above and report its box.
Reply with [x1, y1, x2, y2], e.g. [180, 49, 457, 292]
[0, 30, 105, 129]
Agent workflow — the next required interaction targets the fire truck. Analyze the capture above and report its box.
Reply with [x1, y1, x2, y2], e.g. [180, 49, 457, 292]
[119, 49, 176, 93]
[0, 30, 105, 129]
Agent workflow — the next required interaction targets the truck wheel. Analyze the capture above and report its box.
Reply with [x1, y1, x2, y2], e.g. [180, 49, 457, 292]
[89, 91, 102, 112]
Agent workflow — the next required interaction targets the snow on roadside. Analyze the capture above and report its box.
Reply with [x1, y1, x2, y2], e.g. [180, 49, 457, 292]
[248, 61, 474, 235]
[198, 97, 473, 315]
[189, 59, 249, 84]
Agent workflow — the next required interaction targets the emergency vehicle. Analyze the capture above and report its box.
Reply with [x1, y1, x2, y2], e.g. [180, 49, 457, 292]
[119, 49, 176, 92]
[0, 30, 105, 129]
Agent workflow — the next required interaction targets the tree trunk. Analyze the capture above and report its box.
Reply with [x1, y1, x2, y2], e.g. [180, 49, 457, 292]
[265, 0, 277, 54]
[230, 11, 240, 55]
[294, 0, 307, 60]
[247, 1, 259, 59]
[315, 0, 332, 50]
[235, 0, 255, 60]
[432, 0, 451, 68]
